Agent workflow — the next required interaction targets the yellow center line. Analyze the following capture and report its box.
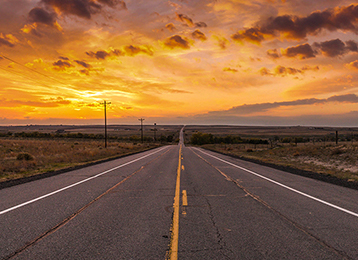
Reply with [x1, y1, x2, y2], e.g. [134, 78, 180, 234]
[168, 144, 182, 260]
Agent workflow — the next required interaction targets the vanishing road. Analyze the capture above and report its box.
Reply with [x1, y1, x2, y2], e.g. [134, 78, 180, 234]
[1, 127, 358, 259]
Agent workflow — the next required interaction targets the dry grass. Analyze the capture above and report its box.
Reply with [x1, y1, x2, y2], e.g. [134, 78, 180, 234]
[0, 138, 160, 182]
[202, 143, 358, 182]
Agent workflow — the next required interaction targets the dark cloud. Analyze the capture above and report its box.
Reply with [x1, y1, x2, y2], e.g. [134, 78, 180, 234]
[165, 23, 176, 31]
[192, 29, 207, 41]
[231, 28, 264, 45]
[163, 35, 191, 49]
[267, 49, 280, 59]
[259, 67, 271, 76]
[214, 36, 228, 50]
[195, 22, 207, 28]
[346, 60, 358, 70]
[53, 59, 73, 70]
[79, 69, 90, 75]
[313, 38, 346, 57]
[122, 45, 153, 56]
[86, 50, 111, 59]
[223, 67, 238, 73]
[59, 56, 70, 60]
[97, 0, 127, 9]
[231, 4, 358, 44]
[209, 94, 358, 115]
[86, 45, 154, 59]
[176, 13, 194, 26]
[40, 0, 99, 19]
[282, 43, 316, 59]
[346, 40, 358, 52]
[39, 0, 126, 20]
[74, 60, 91, 68]
[276, 39, 358, 60]
[274, 65, 301, 76]
[29, 7, 57, 25]
[301, 65, 319, 71]
[0, 34, 16, 47]
[261, 65, 319, 77]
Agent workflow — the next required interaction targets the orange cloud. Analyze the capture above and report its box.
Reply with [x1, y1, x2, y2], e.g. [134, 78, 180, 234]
[86, 45, 154, 59]
[223, 67, 238, 73]
[165, 23, 176, 31]
[163, 35, 191, 49]
[0, 33, 18, 47]
[346, 60, 358, 70]
[176, 13, 194, 27]
[192, 29, 207, 41]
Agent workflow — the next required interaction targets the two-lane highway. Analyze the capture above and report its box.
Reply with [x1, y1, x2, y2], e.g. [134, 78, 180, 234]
[1, 127, 358, 259]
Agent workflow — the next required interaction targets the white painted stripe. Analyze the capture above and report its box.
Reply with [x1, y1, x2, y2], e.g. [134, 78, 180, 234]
[0, 147, 168, 215]
[194, 148, 358, 218]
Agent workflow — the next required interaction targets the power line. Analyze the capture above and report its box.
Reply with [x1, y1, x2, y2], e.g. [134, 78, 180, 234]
[0, 66, 57, 91]
[0, 54, 69, 86]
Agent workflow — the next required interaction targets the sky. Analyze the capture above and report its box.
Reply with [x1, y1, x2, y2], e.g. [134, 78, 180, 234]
[0, 0, 358, 126]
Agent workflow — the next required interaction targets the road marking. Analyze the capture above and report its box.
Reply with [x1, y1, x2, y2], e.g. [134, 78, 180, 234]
[181, 165, 185, 171]
[182, 190, 188, 206]
[194, 148, 358, 218]
[0, 147, 169, 216]
[182, 190, 188, 216]
[168, 144, 182, 260]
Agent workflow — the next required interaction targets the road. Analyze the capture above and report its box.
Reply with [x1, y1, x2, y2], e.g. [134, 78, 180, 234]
[1, 127, 358, 259]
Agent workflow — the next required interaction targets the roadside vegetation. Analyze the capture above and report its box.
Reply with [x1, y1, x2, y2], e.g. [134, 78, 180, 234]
[0, 137, 169, 182]
[189, 131, 358, 183]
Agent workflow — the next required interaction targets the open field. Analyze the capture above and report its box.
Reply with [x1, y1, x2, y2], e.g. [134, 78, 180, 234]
[0, 124, 182, 182]
[0, 124, 182, 142]
[0, 139, 160, 182]
[2, 124, 358, 185]
[184, 125, 358, 185]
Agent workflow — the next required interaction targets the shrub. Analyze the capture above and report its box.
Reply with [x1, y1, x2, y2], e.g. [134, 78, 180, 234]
[17, 153, 34, 161]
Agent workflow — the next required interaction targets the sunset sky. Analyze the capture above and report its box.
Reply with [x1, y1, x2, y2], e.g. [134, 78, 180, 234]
[1, 0, 358, 126]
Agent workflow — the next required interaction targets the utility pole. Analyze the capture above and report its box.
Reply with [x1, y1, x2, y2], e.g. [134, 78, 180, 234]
[139, 118, 145, 143]
[102, 100, 111, 148]
[154, 123, 157, 142]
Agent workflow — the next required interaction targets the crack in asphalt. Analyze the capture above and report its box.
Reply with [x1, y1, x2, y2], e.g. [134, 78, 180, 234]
[204, 197, 233, 259]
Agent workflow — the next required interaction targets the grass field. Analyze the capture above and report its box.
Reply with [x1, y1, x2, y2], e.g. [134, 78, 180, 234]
[184, 125, 358, 184]
[0, 138, 161, 182]
[202, 143, 358, 182]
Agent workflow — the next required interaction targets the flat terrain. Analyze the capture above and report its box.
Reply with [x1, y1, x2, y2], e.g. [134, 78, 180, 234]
[1, 137, 358, 259]
[0, 124, 182, 182]
[184, 125, 358, 185]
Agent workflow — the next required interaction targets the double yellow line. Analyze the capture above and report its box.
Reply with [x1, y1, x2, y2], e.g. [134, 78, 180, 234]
[167, 144, 182, 260]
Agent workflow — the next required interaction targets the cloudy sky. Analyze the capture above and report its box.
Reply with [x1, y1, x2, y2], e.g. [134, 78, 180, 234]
[0, 0, 358, 126]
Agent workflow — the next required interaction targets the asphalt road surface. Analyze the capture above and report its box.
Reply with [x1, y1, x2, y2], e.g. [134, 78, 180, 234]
[1, 128, 358, 259]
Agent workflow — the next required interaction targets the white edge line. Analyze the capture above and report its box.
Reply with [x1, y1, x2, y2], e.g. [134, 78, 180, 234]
[194, 147, 358, 218]
[0, 147, 168, 215]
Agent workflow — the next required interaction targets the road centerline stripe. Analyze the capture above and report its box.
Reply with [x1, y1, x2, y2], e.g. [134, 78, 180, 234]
[194, 147, 358, 218]
[0, 147, 169, 216]
[182, 190, 188, 206]
[168, 144, 182, 260]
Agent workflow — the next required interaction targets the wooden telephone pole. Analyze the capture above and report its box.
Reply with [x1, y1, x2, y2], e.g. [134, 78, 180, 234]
[139, 118, 145, 143]
[102, 100, 111, 148]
